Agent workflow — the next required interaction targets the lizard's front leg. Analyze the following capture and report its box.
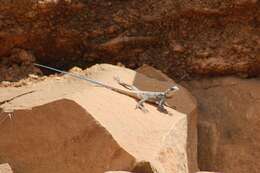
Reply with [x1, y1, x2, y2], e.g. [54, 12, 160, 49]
[157, 98, 167, 112]
[158, 98, 174, 115]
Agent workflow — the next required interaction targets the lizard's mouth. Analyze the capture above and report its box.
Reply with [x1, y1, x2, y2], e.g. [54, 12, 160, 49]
[164, 85, 179, 98]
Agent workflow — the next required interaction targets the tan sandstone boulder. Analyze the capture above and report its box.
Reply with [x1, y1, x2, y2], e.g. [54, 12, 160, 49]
[0, 64, 197, 173]
[183, 77, 260, 173]
[0, 164, 13, 173]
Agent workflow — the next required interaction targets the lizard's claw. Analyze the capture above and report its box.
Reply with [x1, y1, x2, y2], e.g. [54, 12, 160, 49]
[135, 104, 148, 113]
[157, 105, 174, 116]
[157, 106, 167, 113]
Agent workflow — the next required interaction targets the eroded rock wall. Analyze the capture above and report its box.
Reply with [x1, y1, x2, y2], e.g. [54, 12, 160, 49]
[0, 0, 259, 81]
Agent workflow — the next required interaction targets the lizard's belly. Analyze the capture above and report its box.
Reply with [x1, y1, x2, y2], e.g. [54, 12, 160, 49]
[137, 93, 163, 103]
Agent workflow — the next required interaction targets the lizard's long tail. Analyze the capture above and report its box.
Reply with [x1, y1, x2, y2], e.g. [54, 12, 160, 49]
[34, 63, 113, 89]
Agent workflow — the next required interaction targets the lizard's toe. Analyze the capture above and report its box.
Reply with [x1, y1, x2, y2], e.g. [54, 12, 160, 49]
[158, 106, 167, 113]
[135, 104, 148, 113]
[141, 108, 149, 113]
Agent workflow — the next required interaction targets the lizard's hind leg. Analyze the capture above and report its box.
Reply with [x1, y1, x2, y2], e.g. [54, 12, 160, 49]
[114, 76, 140, 91]
[136, 98, 149, 113]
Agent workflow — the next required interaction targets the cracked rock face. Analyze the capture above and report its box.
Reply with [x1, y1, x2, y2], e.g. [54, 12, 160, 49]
[0, 0, 259, 81]
[0, 64, 197, 173]
[183, 77, 260, 173]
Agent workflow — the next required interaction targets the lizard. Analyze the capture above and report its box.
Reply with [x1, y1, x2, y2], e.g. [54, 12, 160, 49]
[34, 63, 179, 113]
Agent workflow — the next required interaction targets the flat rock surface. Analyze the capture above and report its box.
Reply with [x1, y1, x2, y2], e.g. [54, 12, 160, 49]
[0, 164, 13, 173]
[0, 64, 197, 173]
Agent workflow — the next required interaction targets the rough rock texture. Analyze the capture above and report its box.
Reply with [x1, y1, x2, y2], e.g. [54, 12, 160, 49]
[183, 77, 260, 173]
[0, 0, 259, 81]
[0, 164, 13, 173]
[0, 64, 197, 173]
[0, 49, 41, 81]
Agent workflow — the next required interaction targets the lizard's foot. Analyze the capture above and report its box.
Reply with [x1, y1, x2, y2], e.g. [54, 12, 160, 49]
[135, 104, 148, 113]
[158, 106, 167, 113]
[157, 106, 173, 116]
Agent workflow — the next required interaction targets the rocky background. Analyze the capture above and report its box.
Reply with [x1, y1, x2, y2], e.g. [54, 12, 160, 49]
[0, 0, 260, 173]
[0, 0, 259, 81]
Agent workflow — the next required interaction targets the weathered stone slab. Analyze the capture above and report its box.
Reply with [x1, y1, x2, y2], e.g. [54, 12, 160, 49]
[0, 164, 13, 173]
[0, 64, 197, 173]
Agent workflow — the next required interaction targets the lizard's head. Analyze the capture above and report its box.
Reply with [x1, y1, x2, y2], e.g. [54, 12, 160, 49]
[164, 85, 180, 98]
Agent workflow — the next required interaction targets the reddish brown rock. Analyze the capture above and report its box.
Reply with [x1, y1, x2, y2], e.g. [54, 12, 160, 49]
[0, 49, 39, 82]
[170, 41, 185, 53]
[0, 0, 259, 79]
[183, 77, 260, 173]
